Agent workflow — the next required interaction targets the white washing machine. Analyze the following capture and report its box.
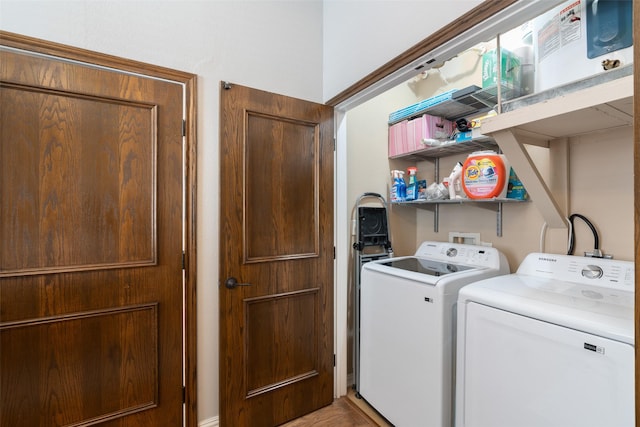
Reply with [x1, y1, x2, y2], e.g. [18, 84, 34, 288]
[455, 252, 635, 427]
[359, 241, 509, 427]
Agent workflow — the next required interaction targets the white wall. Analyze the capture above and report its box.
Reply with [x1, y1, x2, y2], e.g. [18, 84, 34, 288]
[0, 1, 324, 423]
[346, 83, 418, 257]
[322, 0, 483, 101]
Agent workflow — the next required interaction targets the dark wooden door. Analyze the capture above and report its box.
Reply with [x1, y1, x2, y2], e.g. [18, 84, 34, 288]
[1, 47, 185, 426]
[219, 82, 334, 426]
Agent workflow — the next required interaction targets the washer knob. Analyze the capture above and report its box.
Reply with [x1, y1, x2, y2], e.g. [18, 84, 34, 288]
[581, 265, 603, 279]
[446, 248, 457, 257]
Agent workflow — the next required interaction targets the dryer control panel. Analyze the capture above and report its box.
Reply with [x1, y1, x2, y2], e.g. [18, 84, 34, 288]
[517, 253, 634, 292]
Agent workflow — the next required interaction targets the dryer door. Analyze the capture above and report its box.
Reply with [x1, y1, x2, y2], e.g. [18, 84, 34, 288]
[458, 302, 634, 427]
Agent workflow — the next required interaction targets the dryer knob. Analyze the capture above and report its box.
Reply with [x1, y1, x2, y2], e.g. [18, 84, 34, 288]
[581, 265, 603, 279]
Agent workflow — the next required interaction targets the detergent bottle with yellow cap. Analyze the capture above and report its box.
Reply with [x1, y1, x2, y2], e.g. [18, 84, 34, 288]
[461, 151, 510, 199]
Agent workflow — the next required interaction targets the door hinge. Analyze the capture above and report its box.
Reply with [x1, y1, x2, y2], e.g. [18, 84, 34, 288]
[333, 138, 336, 151]
[182, 251, 186, 270]
[182, 386, 186, 403]
[333, 354, 336, 367]
[182, 120, 186, 137]
[333, 246, 336, 260]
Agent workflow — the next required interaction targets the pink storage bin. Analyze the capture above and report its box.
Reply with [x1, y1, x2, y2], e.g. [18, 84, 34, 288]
[389, 115, 453, 157]
[405, 115, 424, 153]
[388, 120, 408, 157]
[425, 114, 453, 142]
[406, 114, 453, 153]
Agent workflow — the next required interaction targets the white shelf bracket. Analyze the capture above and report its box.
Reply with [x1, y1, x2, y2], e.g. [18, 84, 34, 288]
[490, 129, 567, 229]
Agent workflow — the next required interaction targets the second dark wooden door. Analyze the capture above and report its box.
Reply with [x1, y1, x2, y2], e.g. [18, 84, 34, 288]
[219, 82, 334, 426]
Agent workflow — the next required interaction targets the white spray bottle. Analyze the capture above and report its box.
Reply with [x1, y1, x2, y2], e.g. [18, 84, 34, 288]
[448, 162, 464, 199]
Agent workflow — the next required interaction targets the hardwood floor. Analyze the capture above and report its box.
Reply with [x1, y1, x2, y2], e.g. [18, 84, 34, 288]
[280, 390, 392, 427]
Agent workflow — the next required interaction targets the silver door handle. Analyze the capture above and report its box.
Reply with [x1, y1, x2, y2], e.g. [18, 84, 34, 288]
[224, 277, 252, 289]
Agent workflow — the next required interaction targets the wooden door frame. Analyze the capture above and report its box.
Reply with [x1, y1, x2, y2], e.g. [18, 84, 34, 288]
[634, 5, 640, 427]
[0, 31, 199, 426]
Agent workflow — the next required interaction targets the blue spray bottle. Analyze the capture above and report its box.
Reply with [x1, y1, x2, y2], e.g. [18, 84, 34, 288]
[391, 170, 406, 202]
[406, 166, 418, 201]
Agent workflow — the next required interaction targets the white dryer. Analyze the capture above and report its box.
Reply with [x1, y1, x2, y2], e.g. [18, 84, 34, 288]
[455, 252, 635, 427]
[359, 241, 509, 427]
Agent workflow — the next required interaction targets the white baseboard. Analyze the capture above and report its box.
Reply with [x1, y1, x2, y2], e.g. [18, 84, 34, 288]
[199, 416, 219, 427]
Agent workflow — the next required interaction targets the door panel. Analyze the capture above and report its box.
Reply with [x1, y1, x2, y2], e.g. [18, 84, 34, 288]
[220, 83, 334, 426]
[2, 85, 156, 275]
[245, 289, 319, 397]
[245, 112, 318, 261]
[1, 47, 184, 426]
[2, 304, 159, 426]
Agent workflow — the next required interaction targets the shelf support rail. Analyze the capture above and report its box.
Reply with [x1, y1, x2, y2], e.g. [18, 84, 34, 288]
[489, 129, 567, 229]
[434, 158, 439, 233]
[497, 202, 502, 237]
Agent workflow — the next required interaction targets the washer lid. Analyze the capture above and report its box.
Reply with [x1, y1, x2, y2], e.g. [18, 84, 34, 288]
[459, 274, 634, 344]
[377, 257, 474, 276]
[363, 255, 487, 285]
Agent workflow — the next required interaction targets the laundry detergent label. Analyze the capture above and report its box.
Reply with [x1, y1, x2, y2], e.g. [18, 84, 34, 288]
[463, 157, 505, 198]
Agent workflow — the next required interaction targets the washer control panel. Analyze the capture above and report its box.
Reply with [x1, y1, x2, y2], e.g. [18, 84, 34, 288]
[415, 241, 505, 270]
[518, 253, 634, 292]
